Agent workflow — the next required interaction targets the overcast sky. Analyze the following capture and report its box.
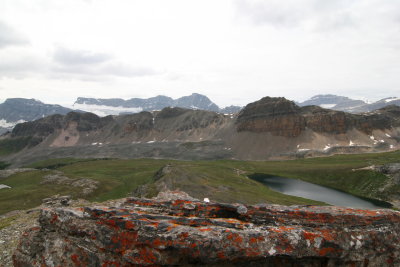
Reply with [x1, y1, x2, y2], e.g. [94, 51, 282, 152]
[1, 0, 400, 107]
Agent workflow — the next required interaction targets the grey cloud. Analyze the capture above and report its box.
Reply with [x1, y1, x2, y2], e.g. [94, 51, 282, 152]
[53, 47, 113, 65]
[0, 50, 46, 79]
[234, 0, 356, 29]
[100, 63, 160, 77]
[235, 0, 305, 27]
[0, 21, 29, 48]
[52, 63, 159, 78]
[52, 47, 160, 78]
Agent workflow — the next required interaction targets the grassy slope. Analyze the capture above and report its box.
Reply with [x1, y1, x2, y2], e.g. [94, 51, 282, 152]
[0, 137, 32, 156]
[0, 150, 399, 214]
[139, 163, 323, 206]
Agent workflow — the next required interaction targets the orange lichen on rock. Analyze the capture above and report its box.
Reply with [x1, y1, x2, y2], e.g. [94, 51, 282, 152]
[13, 192, 400, 266]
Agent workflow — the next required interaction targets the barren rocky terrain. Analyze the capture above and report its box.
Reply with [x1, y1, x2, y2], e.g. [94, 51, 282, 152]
[1, 97, 399, 166]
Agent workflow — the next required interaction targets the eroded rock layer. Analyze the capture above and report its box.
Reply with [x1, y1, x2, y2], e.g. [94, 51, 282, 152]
[236, 97, 400, 137]
[13, 193, 400, 266]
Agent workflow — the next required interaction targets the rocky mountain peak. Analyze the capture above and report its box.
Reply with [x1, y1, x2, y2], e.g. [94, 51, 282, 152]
[0, 98, 74, 135]
[3, 98, 44, 106]
[238, 97, 300, 120]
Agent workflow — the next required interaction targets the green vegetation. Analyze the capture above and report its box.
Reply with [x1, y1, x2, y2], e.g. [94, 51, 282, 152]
[0, 215, 18, 230]
[0, 150, 399, 215]
[0, 161, 10, 170]
[27, 157, 114, 170]
[0, 137, 33, 156]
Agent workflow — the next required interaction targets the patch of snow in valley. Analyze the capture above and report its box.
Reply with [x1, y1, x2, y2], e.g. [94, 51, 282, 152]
[298, 148, 310, 152]
[0, 184, 11, 189]
[349, 140, 355, 146]
[147, 140, 155, 143]
[324, 144, 331, 151]
[72, 103, 143, 117]
[385, 133, 391, 138]
[320, 104, 336, 109]
[390, 145, 394, 149]
[369, 135, 375, 140]
[0, 119, 26, 128]
[92, 142, 98, 145]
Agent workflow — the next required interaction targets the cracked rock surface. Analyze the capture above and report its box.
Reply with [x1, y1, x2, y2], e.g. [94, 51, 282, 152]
[13, 191, 400, 266]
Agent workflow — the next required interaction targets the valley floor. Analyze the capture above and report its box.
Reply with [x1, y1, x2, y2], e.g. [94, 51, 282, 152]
[1, 150, 399, 216]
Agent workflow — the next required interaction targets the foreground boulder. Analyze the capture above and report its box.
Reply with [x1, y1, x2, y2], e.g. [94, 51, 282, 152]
[13, 192, 400, 266]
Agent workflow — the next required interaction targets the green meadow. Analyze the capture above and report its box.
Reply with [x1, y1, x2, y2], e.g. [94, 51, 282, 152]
[0, 150, 399, 215]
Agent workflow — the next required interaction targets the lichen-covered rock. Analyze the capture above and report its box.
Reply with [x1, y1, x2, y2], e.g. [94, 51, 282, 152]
[42, 195, 71, 207]
[13, 192, 400, 266]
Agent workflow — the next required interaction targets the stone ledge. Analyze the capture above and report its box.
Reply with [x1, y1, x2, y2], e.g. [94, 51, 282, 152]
[13, 192, 400, 266]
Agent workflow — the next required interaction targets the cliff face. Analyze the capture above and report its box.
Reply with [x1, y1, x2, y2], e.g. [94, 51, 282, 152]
[236, 97, 400, 137]
[236, 97, 305, 137]
[13, 192, 400, 266]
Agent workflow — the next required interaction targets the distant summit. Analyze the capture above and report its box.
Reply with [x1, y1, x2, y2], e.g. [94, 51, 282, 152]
[0, 98, 73, 135]
[73, 93, 241, 116]
[298, 94, 400, 113]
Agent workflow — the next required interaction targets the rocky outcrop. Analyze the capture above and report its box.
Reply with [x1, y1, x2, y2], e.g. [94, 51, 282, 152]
[236, 97, 305, 137]
[0, 168, 35, 178]
[236, 97, 400, 137]
[41, 172, 99, 196]
[13, 192, 400, 266]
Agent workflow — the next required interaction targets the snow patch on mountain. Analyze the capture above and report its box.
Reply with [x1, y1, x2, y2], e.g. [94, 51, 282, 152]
[0, 119, 26, 128]
[73, 103, 143, 116]
[320, 104, 336, 109]
[384, 97, 400, 103]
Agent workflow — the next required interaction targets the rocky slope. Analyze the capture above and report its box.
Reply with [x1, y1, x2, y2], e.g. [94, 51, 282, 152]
[1, 97, 399, 165]
[13, 191, 400, 266]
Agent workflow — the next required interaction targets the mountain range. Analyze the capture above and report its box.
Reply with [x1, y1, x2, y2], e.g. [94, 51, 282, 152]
[1, 93, 400, 137]
[1, 96, 399, 166]
[297, 94, 400, 113]
[72, 93, 242, 116]
[0, 93, 241, 134]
